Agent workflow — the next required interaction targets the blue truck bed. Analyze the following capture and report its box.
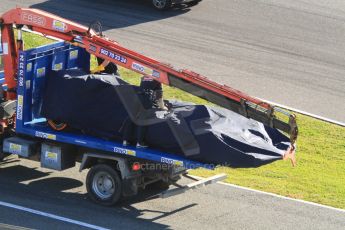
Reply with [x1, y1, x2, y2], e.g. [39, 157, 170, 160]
[14, 41, 213, 170]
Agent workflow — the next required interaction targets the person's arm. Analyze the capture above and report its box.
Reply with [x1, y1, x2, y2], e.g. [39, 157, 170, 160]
[92, 57, 119, 75]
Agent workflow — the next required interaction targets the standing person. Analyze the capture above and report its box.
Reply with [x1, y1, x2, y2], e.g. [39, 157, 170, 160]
[122, 76, 168, 148]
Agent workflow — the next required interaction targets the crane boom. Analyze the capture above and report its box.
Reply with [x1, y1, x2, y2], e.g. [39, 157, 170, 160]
[0, 7, 297, 143]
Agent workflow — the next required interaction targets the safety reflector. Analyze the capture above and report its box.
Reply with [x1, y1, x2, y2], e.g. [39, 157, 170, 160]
[132, 162, 141, 171]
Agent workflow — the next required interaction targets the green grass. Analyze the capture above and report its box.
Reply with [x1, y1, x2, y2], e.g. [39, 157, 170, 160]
[23, 31, 54, 49]
[23, 32, 345, 209]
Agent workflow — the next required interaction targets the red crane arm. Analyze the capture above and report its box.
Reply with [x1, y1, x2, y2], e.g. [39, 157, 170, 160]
[0, 8, 298, 142]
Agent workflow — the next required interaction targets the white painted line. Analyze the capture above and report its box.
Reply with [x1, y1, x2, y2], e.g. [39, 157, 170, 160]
[189, 175, 345, 213]
[218, 181, 345, 213]
[0, 200, 109, 230]
[257, 97, 345, 127]
[0, 223, 32, 230]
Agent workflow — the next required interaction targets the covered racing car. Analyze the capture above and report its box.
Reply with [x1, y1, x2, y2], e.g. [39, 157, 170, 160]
[41, 69, 295, 168]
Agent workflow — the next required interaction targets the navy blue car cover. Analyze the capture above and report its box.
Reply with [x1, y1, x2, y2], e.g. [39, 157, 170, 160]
[42, 69, 291, 168]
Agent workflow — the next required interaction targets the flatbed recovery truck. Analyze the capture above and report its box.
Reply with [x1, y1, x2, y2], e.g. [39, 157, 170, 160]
[0, 8, 297, 205]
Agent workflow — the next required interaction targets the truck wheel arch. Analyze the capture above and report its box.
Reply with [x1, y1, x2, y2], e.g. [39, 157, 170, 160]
[79, 152, 132, 179]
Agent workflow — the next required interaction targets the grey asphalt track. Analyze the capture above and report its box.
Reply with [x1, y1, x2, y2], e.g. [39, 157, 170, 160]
[1, 0, 345, 123]
[0, 157, 345, 230]
[0, 1, 345, 229]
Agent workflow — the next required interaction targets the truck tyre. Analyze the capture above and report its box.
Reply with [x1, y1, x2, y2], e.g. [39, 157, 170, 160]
[152, 0, 173, 10]
[86, 164, 122, 206]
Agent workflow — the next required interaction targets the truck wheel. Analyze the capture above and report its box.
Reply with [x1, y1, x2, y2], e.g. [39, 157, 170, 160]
[152, 0, 173, 10]
[86, 164, 122, 206]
